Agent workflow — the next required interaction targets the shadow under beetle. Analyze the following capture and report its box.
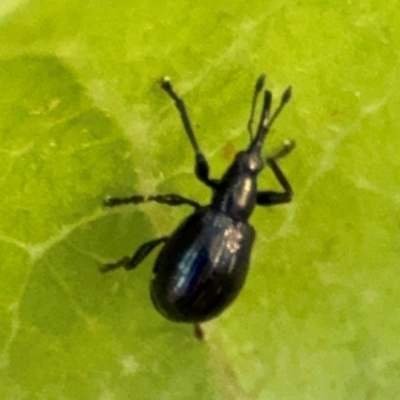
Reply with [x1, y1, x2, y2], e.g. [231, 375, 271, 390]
[101, 75, 295, 340]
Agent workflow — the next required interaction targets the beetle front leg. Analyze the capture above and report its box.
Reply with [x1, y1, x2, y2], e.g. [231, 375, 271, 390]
[105, 193, 201, 210]
[100, 236, 168, 273]
[257, 140, 294, 206]
[160, 77, 218, 189]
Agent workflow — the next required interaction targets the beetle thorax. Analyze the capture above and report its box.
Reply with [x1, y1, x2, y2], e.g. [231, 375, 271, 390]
[211, 151, 264, 221]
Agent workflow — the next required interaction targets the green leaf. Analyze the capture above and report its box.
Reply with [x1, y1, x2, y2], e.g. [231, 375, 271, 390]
[0, 1, 399, 399]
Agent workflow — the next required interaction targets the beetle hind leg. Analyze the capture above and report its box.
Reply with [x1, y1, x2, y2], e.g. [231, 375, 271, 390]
[193, 323, 205, 341]
[100, 236, 168, 273]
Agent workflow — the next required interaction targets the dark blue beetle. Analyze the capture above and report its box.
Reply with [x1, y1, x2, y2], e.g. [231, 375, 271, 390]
[101, 75, 294, 339]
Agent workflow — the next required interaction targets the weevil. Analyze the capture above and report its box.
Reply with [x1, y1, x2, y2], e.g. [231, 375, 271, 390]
[101, 75, 295, 339]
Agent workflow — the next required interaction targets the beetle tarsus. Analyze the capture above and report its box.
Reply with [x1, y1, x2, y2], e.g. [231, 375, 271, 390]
[104, 195, 145, 207]
[100, 256, 130, 273]
[104, 194, 201, 209]
[268, 140, 296, 161]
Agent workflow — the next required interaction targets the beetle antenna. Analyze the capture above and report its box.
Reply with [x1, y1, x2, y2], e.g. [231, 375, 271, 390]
[247, 74, 266, 140]
[251, 86, 292, 152]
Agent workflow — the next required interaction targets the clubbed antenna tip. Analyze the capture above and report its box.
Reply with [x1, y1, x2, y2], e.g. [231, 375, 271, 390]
[282, 86, 292, 104]
[160, 76, 171, 90]
[250, 82, 292, 151]
[255, 74, 266, 92]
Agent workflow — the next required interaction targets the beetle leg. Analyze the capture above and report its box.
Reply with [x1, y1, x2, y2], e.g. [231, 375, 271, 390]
[267, 139, 296, 161]
[160, 77, 218, 189]
[257, 140, 294, 206]
[193, 323, 204, 341]
[100, 236, 168, 273]
[104, 193, 201, 210]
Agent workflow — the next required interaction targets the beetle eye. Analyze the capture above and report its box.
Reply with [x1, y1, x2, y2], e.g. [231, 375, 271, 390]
[246, 154, 263, 173]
